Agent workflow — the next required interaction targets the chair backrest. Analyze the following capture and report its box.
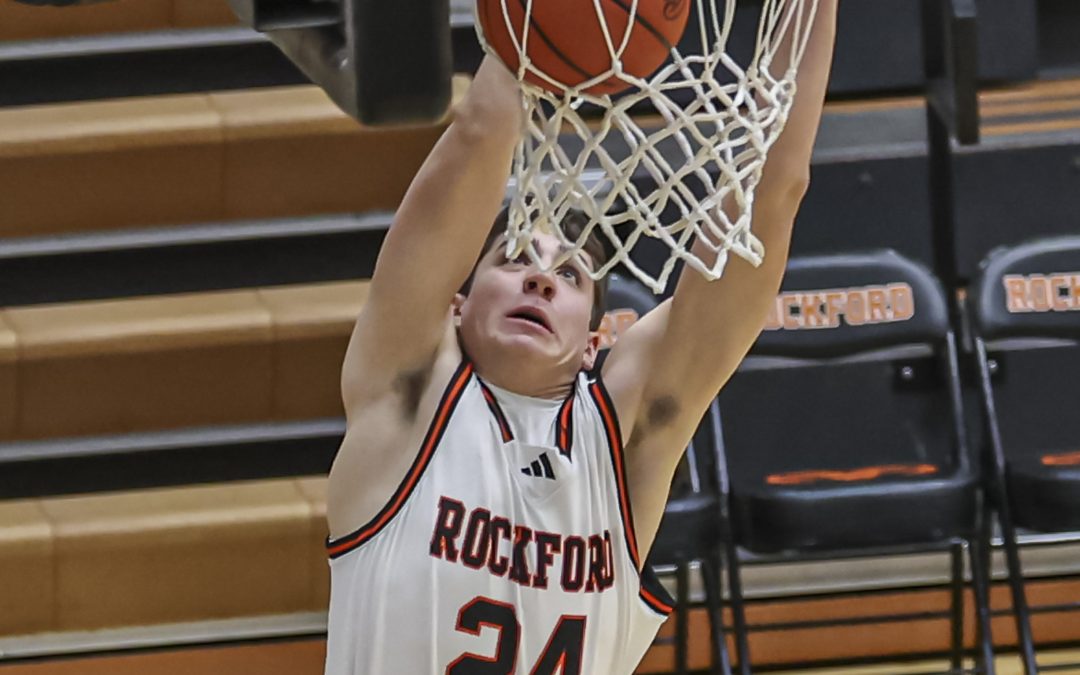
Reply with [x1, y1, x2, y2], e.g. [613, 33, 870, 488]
[722, 250, 966, 484]
[971, 235, 1080, 342]
[751, 249, 951, 360]
[969, 236, 1080, 460]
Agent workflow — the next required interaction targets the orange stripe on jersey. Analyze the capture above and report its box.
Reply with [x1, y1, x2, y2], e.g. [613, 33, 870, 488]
[327, 362, 473, 559]
[589, 380, 640, 569]
[640, 587, 674, 615]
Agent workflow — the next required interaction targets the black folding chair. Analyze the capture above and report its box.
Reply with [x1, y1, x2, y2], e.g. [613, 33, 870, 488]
[717, 250, 995, 674]
[967, 236, 1080, 675]
[597, 273, 736, 675]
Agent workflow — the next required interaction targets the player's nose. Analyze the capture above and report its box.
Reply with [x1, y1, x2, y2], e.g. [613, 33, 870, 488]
[523, 269, 556, 301]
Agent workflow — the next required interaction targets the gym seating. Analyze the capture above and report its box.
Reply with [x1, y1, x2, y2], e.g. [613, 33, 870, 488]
[0, 0, 238, 42]
[0, 212, 390, 308]
[718, 250, 995, 674]
[967, 235, 1080, 675]
[0, 314, 15, 439]
[0, 499, 53, 636]
[0, 476, 329, 638]
[0, 82, 464, 238]
[8, 289, 275, 440]
[0, 280, 367, 442]
[260, 282, 370, 421]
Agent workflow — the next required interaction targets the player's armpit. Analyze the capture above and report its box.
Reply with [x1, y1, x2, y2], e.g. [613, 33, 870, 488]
[342, 307, 460, 421]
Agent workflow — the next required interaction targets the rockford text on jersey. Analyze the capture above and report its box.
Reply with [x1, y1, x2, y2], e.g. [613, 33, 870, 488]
[429, 496, 616, 593]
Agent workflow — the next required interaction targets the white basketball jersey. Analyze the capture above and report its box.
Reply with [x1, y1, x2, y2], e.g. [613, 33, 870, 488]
[324, 360, 673, 674]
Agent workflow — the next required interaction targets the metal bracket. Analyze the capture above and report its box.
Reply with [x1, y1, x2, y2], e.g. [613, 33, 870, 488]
[924, 0, 980, 146]
[226, 0, 454, 126]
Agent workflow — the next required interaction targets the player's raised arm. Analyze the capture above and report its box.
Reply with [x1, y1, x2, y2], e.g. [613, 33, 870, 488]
[600, 0, 839, 551]
[667, 0, 838, 396]
[340, 56, 522, 411]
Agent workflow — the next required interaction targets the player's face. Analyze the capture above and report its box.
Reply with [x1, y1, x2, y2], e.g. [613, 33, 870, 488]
[456, 231, 599, 374]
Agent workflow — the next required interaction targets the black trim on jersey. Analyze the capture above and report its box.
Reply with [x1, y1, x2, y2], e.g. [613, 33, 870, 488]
[639, 566, 676, 617]
[556, 386, 576, 460]
[587, 375, 640, 563]
[477, 379, 515, 443]
[326, 360, 473, 560]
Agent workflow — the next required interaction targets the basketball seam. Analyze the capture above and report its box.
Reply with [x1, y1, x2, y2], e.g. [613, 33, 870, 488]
[511, 0, 594, 83]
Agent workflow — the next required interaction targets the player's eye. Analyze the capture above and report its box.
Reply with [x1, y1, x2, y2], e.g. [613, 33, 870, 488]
[558, 265, 582, 285]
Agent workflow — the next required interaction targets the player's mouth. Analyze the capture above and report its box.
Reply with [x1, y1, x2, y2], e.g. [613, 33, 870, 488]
[506, 306, 553, 334]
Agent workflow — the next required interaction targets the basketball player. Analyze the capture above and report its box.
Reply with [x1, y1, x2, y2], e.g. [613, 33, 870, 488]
[324, 2, 838, 672]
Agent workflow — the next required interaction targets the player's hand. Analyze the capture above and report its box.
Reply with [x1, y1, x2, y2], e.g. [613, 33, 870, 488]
[458, 55, 524, 137]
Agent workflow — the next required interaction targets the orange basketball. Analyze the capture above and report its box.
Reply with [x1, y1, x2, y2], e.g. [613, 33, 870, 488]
[478, 0, 691, 97]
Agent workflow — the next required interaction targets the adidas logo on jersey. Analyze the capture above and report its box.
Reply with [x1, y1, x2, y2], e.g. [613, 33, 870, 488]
[521, 452, 555, 480]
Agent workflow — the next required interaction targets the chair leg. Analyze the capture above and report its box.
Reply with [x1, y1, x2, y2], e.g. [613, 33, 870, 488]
[968, 532, 996, 675]
[701, 553, 733, 675]
[950, 542, 965, 674]
[998, 512, 1039, 675]
[675, 561, 690, 675]
[724, 537, 752, 675]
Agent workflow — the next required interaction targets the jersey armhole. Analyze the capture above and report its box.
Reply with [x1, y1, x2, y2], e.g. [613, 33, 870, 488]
[326, 360, 474, 560]
[639, 565, 675, 617]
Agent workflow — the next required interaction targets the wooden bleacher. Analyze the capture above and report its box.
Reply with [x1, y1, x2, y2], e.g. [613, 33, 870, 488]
[0, 0, 238, 41]
[0, 476, 329, 636]
[0, 81, 466, 238]
[0, 281, 367, 441]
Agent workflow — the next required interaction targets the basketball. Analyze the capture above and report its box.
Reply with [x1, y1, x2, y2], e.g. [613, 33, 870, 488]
[477, 0, 692, 96]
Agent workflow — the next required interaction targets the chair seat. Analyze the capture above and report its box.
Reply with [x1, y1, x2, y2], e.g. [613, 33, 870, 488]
[1007, 451, 1080, 532]
[731, 465, 976, 554]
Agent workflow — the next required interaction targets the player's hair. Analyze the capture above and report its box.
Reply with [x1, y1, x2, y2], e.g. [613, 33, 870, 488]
[460, 207, 610, 331]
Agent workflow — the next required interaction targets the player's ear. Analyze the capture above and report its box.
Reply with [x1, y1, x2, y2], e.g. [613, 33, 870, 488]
[451, 293, 466, 326]
[581, 332, 601, 371]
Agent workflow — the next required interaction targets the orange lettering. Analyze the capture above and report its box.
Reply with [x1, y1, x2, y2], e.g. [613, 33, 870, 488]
[867, 288, 888, 323]
[597, 315, 616, 350]
[597, 309, 638, 349]
[782, 294, 801, 330]
[1003, 276, 1029, 313]
[824, 292, 845, 328]
[800, 293, 827, 328]
[613, 310, 638, 336]
[889, 284, 915, 321]
[1030, 276, 1052, 312]
[1051, 275, 1071, 311]
[846, 290, 868, 325]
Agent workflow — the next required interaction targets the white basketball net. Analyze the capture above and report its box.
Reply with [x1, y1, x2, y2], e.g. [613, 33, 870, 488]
[476, 0, 819, 293]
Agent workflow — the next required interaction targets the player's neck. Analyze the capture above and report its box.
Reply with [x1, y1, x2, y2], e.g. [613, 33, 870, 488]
[473, 359, 577, 401]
